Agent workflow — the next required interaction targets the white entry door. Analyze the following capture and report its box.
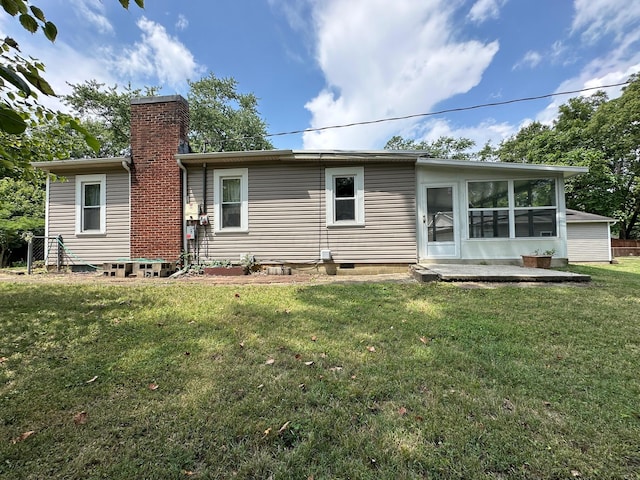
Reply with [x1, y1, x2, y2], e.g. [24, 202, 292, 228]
[424, 185, 459, 258]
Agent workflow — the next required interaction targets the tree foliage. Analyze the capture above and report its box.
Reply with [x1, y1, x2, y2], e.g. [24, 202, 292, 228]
[63, 81, 160, 157]
[62, 74, 274, 155]
[0, 0, 144, 170]
[187, 73, 273, 152]
[385, 135, 476, 160]
[0, 176, 45, 266]
[494, 75, 640, 238]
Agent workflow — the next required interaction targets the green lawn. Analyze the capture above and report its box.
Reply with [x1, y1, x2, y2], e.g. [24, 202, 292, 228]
[1, 260, 639, 479]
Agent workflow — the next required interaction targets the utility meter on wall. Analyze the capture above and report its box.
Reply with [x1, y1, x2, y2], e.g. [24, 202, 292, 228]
[199, 214, 209, 226]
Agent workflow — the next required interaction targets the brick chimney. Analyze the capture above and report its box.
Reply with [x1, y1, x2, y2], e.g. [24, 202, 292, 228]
[130, 95, 189, 261]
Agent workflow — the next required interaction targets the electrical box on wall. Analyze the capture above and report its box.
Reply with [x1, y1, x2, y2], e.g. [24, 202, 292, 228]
[185, 225, 196, 240]
[185, 202, 199, 221]
[199, 214, 209, 226]
[320, 249, 332, 261]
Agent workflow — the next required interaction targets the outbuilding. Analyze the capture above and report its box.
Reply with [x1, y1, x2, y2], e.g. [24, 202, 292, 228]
[566, 209, 616, 262]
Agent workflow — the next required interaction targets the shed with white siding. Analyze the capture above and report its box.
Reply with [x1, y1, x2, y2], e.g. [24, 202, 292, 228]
[566, 209, 616, 263]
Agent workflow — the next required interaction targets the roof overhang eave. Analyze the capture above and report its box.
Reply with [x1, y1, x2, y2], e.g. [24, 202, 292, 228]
[416, 157, 589, 178]
[32, 157, 131, 173]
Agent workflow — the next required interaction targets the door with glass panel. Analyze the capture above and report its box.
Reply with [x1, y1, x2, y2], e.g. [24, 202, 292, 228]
[425, 185, 458, 258]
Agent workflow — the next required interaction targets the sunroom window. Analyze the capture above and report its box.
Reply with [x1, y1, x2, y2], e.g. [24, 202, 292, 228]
[468, 181, 509, 238]
[468, 179, 557, 238]
[514, 179, 557, 237]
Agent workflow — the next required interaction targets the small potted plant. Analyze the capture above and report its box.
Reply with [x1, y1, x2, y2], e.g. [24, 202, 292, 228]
[521, 249, 555, 269]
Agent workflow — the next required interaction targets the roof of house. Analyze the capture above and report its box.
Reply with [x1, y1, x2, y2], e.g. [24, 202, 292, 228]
[566, 209, 617, 224]
[31, 157, 130, 173]
[32, 150, 589, 178]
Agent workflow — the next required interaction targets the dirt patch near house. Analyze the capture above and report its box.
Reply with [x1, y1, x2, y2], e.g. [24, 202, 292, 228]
[0, 269, 417, 286]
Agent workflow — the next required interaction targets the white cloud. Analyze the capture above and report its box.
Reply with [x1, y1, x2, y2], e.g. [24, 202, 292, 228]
[176, 14, 189, 31]
[71, 0, 114, 34]
[513, 50, 543, 70]
[268, 0, 313, 32]
[301, 0, 499, 149]
[536, 59, 640, 126]
[111, 16, 204, 90]
[572, 0, 640, 43]
[409, 118, 517, 151]
[468, 0, 507, 24]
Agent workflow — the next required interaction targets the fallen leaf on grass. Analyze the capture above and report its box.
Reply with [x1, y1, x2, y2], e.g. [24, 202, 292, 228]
[304, 361, 314, 366]
[257, 384, 264, 389]
[234, 293, 240, 298]
[295, 353, 302, 360]
[263, 427, 272, 438]
[329, 366, 343, 372]
[502, 399, 515, 412]
[571, 470, 581, 478]
[239, 341, 245, 348]
[311, 335, 317, 342]
[0, 357, 9, 364]
[367, 346, 376, 352]
[85, 376, 98, 384]
[73, 411, 88, 425]
[265, 358, 275, 365]
[12, 431, 35, 444]
[183, 471, 195, 476]
[419, 336, 430, 344]
[278, 421, 291, 434]
[398, 407, 408, 416]
[148, 383, 159, 391]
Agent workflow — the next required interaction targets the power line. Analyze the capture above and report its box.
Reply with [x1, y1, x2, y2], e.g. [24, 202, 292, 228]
[262, 80, 631, 140]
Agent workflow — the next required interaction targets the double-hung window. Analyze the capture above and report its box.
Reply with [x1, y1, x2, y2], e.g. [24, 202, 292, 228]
[467, 178, 557, 238]
[75, 174, 106, 234]
[325, 167, 364, 226]
[214, 168, 248, 232]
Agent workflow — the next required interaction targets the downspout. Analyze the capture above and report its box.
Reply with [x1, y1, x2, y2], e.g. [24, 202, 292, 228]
[122, 159, 131, 260]
[177, 158, 188, 254]
[202, 163, 207, 214]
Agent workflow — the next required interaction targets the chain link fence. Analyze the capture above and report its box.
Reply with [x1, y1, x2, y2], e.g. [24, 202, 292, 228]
[27, 235, 64, 274]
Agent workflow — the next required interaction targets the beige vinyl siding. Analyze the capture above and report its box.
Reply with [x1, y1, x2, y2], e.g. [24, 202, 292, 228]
[186, 162, 416, 264]
[567, 223, 611, 262]
[47, 170, 130, 265]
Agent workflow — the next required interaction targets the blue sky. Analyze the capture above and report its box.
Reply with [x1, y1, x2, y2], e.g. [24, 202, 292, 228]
[1, 0, 639, 151]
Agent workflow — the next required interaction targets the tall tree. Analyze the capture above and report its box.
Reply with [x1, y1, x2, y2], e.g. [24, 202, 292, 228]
[385, 135, 476, 160]
[187, 73, 273, 152]
[63, 74, 274, 155]
[63, 81, 160, 157]
[495, 75, 640, 238]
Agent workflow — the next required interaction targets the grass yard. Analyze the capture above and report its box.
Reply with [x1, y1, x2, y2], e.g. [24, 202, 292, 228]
[1, 260, 639, 479]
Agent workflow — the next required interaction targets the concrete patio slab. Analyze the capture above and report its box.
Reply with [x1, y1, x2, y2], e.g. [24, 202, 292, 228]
[412, 264, 591, 283]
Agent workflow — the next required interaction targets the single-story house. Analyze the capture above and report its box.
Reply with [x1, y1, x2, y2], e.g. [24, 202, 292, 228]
[33, 95, 588, 273]
[566, 209, 616, 263]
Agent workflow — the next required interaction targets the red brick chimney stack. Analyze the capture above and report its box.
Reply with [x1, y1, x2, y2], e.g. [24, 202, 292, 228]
[129, 95, 189, 261]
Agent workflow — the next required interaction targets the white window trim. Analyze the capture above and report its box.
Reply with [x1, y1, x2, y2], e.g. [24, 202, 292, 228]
[213, 168, 249, 232]
[325, 166, 365, 227]
[75, 174, 106, 235]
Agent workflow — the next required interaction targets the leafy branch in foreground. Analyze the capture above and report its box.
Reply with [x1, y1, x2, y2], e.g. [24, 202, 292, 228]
[0, 0, 144, 169]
